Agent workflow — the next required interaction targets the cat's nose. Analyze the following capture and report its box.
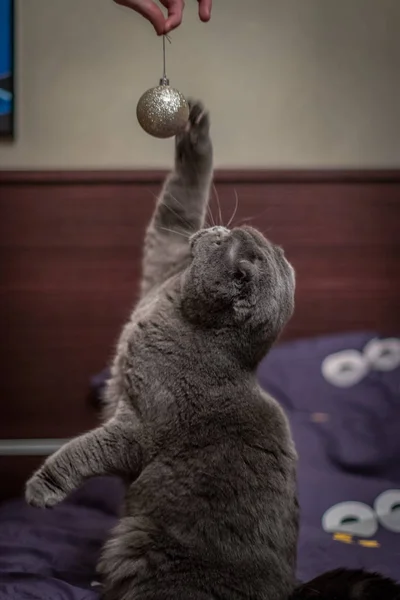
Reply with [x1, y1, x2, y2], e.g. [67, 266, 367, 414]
[189, 226, 229, 250]
[209, 226, 229, 236]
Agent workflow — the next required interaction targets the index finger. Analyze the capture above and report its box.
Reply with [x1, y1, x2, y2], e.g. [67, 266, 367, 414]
[114, 0, 166, 35]
[160, 0, 185, 33]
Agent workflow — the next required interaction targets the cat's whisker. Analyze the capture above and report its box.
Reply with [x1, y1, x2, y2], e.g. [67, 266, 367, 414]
[236, 205, 272, 227]
[157, 226, 191, 239]
[166, 204, 194, 231]
[260, 226, 273, 237]
[162, 195, 195, 231]
[161, 188, 215, 233]
[227, 189, 239, 229]
[237, 216, 253, 225]
[163, 190, 191, 215]
[150, 191, 197, 231]
[149, 187, 214, 234]
[206, 201, 216, 227]
[212, 183, 223, 226]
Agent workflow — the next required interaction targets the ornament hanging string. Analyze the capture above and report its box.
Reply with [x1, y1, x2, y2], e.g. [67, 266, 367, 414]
[161, 34, 172, 85]
[136, 33, 189, 139]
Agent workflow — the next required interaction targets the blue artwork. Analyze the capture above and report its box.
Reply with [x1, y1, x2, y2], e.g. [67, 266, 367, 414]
[0, 0, 14, 136]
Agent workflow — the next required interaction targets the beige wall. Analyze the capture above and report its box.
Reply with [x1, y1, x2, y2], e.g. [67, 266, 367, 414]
[1, 0, 399, 169]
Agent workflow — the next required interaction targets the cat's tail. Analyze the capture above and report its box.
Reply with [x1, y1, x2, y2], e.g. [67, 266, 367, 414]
[289, 567, 400, 599]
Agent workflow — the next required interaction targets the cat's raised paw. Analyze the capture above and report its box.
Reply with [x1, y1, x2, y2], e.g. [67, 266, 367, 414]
[187, 99, 209, 129]
[25, 470, 66, 508]
[176, 99, 211, 160]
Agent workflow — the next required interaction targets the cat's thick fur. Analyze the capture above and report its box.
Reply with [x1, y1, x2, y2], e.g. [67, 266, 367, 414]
[24, 101, 399, 600]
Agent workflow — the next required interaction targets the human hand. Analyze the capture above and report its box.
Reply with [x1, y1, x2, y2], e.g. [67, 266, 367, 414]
[113, 0, 212, 35]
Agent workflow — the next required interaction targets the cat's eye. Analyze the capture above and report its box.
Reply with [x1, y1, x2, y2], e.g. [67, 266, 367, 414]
[214, 240, 222, 246]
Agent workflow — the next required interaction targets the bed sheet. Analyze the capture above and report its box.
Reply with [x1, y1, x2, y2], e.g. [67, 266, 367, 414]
[0, 477, 125, 599]
[257, 331, 400, 582]
[0, 331, 399, 598]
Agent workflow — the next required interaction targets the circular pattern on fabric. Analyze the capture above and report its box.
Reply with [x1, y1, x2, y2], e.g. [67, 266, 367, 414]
[364, 338, 400, 372]
[322, 501, 378, 537]
[374, 490, 400, 533]
[321, 350, 368, 387]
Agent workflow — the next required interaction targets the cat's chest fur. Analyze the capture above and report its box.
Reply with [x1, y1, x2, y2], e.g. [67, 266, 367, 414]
[116, 282, 227, 402]
[111, 280, 294, 460]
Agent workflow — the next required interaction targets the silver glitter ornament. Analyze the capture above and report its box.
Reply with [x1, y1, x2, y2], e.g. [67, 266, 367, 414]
[136, 76, 189, 139]
[136, 36, 189, 139]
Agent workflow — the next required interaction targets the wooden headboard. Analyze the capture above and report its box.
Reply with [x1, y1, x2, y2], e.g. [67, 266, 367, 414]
[0, 169, 399, 499]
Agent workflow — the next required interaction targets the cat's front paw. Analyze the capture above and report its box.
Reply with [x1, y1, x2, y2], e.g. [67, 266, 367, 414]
[25, 468, 66, 508]
[176, 100, 212, 164]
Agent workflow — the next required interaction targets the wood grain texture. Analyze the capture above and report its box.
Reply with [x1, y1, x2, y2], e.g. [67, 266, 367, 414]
[0, 169, 399, 499]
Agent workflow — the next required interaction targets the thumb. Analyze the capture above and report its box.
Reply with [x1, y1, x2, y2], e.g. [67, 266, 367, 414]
[198, 0, 212, 22]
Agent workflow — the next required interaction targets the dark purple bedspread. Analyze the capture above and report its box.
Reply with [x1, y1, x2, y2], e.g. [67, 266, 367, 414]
[0, 477, 124, 599]
[1, 331, 399, 599]
[257, 332, 400, 583]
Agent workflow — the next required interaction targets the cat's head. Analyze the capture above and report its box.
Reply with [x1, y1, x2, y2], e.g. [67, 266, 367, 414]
[180, 225, 295, 357]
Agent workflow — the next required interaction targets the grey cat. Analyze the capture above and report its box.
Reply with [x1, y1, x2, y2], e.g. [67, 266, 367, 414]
[25, 100, 299, 600]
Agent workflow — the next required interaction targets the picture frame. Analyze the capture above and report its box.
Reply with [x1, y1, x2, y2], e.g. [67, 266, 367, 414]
[0, 0, 14, 138]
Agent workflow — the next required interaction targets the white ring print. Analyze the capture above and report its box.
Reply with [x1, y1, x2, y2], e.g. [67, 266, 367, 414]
[322, 490, 400, 537]
[364, 338, 400, 372]
[320, 340, 400, 538]
[321, 338, 400, 387]
[321, 350, 368, 388]
[374, 490, 400, 533]
[322, 501, 378, 538]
